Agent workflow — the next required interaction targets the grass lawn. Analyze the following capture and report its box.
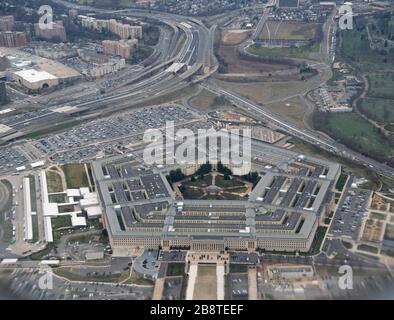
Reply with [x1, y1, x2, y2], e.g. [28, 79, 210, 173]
[316, 112, 392, 159]
[32, 215, 39, 243]
[367, 73, 394, 100]
[51, 216, 72, 230]
[0, 219, 13, 244]
[29, 175, 37, 212]
[247, 42, 320, 60]
[335, 173, 348, 191]
[359, 97, 394, 125]
[215, 175, 244, 188]
[227, 186, 248, 194]
[48, 194, 66, 203]
[166, 263, 185, 277]
[54, 267, 131, 283]
[381, 249, 394, 258]
[62, 164, 89, 189]
[357, 244, 379, 254]
[194, 265, 217, 300]
[46, 171, 63, 193]
[229, 264, 248, 273]
[300, 226, 327, 256]
[181, 187, 205, 199]
[184, 175, 212, 187]
[340, 25, 394, 72]
[58, 205, 75, 213]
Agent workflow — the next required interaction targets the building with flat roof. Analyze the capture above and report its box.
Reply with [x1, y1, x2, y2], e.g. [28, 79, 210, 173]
[92, 139, 340, 256]
[12, 69, 59, 92]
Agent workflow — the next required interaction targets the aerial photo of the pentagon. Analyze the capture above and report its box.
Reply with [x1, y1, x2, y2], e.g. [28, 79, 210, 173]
[1, 0, 394, 303]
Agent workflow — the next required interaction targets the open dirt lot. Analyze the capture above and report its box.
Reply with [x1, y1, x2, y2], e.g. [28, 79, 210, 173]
[259, 21, 320, 41]
[221, 29, 252, 45]
[264, 96, 309, 128]
[188, 89, 220, 112]
[218, 45, 291, 74]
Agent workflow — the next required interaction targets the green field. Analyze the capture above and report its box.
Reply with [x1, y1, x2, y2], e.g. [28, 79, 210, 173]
[335, 173, 348, 191]
[46, 171, 63, 193]
[358, 73, 394, 126]
[51, 216, 72, 230]
[215, 175, 244, 188]
[247, 42, 320, 60]
[340, 19, 394, 72]
[166, 263, 185, 277]
[62, 164, 90, 189]
[314, 112, 393, 160]
[359, 97, 394, 125]
[367, 73, 394, 100]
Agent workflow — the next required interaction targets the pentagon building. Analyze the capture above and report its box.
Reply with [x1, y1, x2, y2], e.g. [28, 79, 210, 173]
[92, 141, 341, 256]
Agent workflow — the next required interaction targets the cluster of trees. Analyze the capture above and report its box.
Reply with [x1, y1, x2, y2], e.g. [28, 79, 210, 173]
[142, 25, 160, 46]
[129, 45, 154, 64]
[166, 168, 185, 184]
[196, 162, 212, 176]
[242, 171, 260, 186]
[217, 162, 232, 176]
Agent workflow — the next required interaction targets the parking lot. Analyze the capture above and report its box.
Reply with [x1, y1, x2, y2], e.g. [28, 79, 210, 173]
[5, 268, 152, 300]
[330, 186, 371, 240]
[228, 273, 248, 300]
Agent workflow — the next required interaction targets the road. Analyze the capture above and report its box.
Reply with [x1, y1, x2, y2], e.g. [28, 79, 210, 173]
[2, 1, 392, 180]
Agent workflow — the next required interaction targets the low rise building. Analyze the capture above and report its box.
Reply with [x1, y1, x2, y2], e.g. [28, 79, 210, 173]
[89, 58, 126, 79]
[12, 69, 59, 92]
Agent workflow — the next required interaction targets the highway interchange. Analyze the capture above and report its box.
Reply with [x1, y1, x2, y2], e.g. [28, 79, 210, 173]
[0, 0, 391, 182]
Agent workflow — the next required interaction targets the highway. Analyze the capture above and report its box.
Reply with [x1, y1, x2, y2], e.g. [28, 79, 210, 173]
[1, 0, 392, 180]
[201, 82, 394, 178]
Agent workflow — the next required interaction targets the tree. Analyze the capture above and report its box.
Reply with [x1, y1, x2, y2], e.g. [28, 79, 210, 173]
[167, 169, 185, 183]
[196, 162, 212, 175]
[217, 161, 232, 175]
[178, 185, 186, 193]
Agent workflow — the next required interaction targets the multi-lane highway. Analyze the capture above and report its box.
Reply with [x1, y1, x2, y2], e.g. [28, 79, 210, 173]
[1, 0, 393, 180]
[201, 82, 394, 178]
